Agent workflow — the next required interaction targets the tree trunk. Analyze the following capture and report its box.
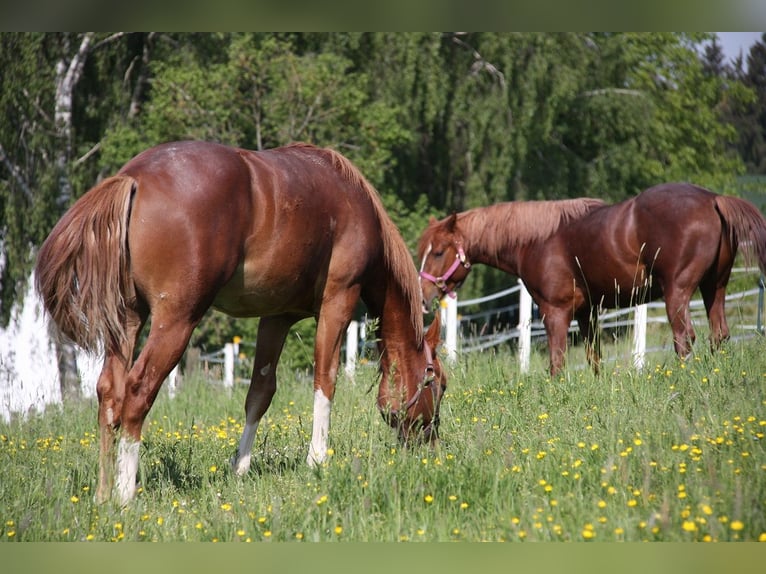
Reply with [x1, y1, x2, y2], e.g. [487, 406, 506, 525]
[52, 33, 93, 398]
[52, 327, 82, 402]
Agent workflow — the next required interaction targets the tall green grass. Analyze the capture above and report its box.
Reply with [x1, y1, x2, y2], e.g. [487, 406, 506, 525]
[1, 337, 764, 542]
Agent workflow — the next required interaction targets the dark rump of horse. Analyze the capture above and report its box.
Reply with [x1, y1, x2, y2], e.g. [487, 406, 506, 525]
[418, 182, 766, 375]
[35, 140, 445, 503]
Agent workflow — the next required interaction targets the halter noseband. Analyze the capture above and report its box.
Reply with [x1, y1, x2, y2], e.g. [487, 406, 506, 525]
[419, 246, 471, 298]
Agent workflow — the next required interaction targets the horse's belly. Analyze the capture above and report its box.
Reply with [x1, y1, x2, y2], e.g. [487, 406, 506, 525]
[580, 263, 658, 308]
[212, 260, 319, 317]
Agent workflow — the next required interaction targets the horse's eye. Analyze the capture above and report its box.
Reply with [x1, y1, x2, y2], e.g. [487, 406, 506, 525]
[432, 251, 444, 258]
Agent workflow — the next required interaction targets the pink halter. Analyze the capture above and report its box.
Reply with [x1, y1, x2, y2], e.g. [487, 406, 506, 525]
[419, 246, 471, 298]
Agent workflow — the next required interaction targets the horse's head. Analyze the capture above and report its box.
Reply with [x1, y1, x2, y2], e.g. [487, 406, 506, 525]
[417, 213, 472, 311]
[377, 313, 446, 444]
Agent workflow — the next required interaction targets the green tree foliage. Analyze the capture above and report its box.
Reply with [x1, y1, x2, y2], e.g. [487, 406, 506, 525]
[2, 32, 761, 375]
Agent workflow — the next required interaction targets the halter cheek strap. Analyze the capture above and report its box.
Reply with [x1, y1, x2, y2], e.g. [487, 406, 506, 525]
[403, 339, 437, 412]
[419, 246, 471, 298]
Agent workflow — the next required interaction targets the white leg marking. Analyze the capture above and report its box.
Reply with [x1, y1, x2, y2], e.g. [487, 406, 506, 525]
[116, 437, 140, 504]
[232, 421, 260, 476]
[106, 407, 114, 426]
[307, 389, 332, 466]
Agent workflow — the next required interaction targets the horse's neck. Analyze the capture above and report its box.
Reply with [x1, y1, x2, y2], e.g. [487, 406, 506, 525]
[462, 209, 523, 276]
[365, 280, 422, 376]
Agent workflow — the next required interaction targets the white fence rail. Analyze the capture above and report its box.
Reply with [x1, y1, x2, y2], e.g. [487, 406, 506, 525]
[430, 274, 764, 374]
[201, 272, 765, 383]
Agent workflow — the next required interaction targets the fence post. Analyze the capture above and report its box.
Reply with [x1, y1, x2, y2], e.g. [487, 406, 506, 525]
[166, 364, 179, 398]
[442, 296, 458, 363]
[518, 279, 532, 373]
[632, 303, 647, 370]
[223, 343, 234, 387]
[758, 276, 764, 334]
[345, 320, 358, 377]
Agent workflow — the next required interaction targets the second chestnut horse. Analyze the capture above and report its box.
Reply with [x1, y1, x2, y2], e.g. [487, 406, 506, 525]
[418, 183, 766, 375]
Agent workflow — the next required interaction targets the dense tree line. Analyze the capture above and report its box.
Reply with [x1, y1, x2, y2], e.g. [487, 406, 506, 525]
[2, 32, 765, 394]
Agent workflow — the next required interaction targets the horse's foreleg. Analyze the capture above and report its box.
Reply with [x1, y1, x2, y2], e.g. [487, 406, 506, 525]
[117, 318, 194, 504]
[306, 291, 359, 466]
[232, 315, 296, 476]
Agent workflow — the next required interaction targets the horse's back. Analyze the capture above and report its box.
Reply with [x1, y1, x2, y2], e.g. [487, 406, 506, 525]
[120, 141, 382, 318]
[552, 182, 727, 306]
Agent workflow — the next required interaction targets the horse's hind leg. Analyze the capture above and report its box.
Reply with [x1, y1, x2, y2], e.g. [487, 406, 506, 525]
[95, 307, 145, 504]
[576, 306, 601, 375]
[700, 273, 731, 350]
[232, 314, 297, 476]
[116, 314, 196, 504]
[663, 286, 696, 359]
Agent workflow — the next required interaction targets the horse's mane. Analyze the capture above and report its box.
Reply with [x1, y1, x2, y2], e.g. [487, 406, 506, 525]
[292, 143, 424, 344]
[461, 198, 606, 253]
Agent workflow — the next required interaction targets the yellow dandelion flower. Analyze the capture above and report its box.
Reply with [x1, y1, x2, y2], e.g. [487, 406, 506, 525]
[730, 520, 744, 531]
[70, 495, 79, 503]
[221, 503, 232, 511]
[295, 532, 304, 540]
[758, 533, 766, 542]
[682, 521, 697, 532]
[264, 530, 272, 538]
[334, 526, 343, 535]
[582, 529, 595, 540]
[460, 502, 469, 509]
[424, 494, 434, 503]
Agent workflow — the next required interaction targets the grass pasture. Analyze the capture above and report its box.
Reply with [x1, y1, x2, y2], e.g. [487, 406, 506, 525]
[1, 335, 765, 543]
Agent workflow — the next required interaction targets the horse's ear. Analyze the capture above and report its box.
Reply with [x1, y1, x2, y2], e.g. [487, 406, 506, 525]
[425, 311, 442, 350]
[445, 212, 458, 232]
[428, 215, 438, 224]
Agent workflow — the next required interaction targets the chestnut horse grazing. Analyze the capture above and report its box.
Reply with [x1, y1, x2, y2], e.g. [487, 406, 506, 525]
[418, 183, 766, 376]
[36, 140, 445, 504]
